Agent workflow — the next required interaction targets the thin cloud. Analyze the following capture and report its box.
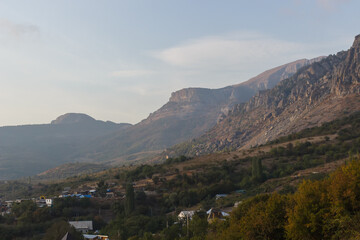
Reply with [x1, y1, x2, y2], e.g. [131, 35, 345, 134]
[0, 18, 39, 38]
[153, 33, 315, 71]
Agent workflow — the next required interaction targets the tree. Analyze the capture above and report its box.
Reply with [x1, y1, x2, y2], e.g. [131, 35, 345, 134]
[96, 180, 108, 197]
[125, 183, 135, 215]
[42, 221, 84, 240]
[189, 214, 208, 239]
[252, 157, 264, 182]
[217, 193, 288, 240]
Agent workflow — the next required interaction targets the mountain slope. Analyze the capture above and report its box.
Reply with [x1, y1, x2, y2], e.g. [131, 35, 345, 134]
[81, 58, 321, 164]
[167, 35, 360, 157]
[0, 113, 131, 180]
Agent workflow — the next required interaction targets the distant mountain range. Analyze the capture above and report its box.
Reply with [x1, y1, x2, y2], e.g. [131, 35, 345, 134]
[0, 113, 131, 180]
[166, 35, 360, 157]
[0, 46, 338, 180]
[76, 57, 322, 165]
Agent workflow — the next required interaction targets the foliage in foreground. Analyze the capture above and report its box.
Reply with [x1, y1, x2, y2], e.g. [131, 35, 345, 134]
[206, 156, 360, 240]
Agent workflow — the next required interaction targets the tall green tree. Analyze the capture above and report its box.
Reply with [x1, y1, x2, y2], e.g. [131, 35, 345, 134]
[125, 183, 135, 215]
[42, 221, 84, 240]
[96, 180, 108, 197]
[252, 157, 264, 182]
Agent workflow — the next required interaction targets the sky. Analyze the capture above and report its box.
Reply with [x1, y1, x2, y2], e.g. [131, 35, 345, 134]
[0, 0, 359, 126]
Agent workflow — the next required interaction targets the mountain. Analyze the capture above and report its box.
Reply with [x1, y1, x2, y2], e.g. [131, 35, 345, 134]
[0, 58, 323, 179]
[80, 58, 321, 164]
[167, 35, 360, 157]
[51, 113, 97, 124]
[0, 113, 131, 180]
[239, 57, 325, 90]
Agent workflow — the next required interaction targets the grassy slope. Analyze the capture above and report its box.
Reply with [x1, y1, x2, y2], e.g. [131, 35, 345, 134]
[2, 112, 359, 205]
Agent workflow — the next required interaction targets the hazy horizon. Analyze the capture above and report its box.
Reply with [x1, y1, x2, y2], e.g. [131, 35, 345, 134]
[1, 0, 359, 126]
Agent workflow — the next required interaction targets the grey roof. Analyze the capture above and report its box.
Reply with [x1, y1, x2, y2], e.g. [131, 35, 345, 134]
[69, 221, 93, 230]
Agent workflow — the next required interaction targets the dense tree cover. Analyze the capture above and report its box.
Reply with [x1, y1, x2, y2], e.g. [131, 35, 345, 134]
[2, 112, 360, 239]
[205, 157, 360, 240]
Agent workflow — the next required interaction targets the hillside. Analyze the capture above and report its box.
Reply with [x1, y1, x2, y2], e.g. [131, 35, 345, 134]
[0, 113, 131, 180]
[166, 35, 360, 157]
[79, 58, 321, 165]
[1, 111, 360, 239]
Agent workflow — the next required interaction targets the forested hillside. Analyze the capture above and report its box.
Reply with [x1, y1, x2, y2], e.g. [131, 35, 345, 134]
[0, 112, 360, 239]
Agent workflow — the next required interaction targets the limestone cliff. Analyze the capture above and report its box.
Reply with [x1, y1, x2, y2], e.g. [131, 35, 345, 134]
[167, 35, 360, 157]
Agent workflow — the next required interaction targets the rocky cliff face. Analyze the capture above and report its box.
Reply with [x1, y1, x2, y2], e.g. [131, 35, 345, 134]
[85, 58, 321, 164]
[167, 35, 360, 156]
[239, 57, 325, 91]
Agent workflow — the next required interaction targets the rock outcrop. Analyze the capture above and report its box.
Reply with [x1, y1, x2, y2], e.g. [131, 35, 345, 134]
[84, 58, 321, 164]
[167, 35, 360, 157]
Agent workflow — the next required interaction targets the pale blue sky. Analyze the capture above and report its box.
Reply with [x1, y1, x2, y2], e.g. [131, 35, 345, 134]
[0, 0, 359, 126]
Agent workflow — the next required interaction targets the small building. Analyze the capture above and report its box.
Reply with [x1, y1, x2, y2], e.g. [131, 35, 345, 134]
[79, 194, 92, 198]
[234, 201, 242, 208]
[45, 199, 53, 207]
[1, 205, 11, 216]
[5, 200, 14, 208]
[178, 210, 195, 221]
[207, 208, 229, 223]
[235, 189, 246, 194]
[36, 198, 46, 208]
[69, 221, 93, 233]
[215, 194, 228, 200]
[83, 234, 110, 240]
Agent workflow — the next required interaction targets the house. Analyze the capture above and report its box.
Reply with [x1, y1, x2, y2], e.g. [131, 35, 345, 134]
[62, 187, 72, 195]
[207, 208, 230, 223]
[178, 211, 195, 221]
[1, 205, 11, 216]
[45, 199, 53, 207]
[234, 201, 242, 208]
[83, 234, 110, 240]
[235, 189, 246, 194]
[215, 194, 228, 200]
[36, 198, 47, 208]
[69, 221, 93, 233]
[5, 200, 14, 208]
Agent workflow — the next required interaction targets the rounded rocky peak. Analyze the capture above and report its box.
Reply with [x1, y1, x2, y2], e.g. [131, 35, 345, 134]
[51, 113, 96, 125]
[352, 34, 360, 49]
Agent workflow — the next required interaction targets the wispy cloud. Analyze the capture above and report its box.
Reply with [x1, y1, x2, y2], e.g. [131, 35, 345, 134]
[153, 32, 316, 71]
[0, 18, 39, 39]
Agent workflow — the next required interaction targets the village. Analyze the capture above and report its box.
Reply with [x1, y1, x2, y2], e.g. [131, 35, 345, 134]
[0, 178, 245, 240]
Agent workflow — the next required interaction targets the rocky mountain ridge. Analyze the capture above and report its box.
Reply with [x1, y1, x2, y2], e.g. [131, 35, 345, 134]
[166, 35, 360, 157]
[83, 58, 321, 165]
[0, 56, 323, 178]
